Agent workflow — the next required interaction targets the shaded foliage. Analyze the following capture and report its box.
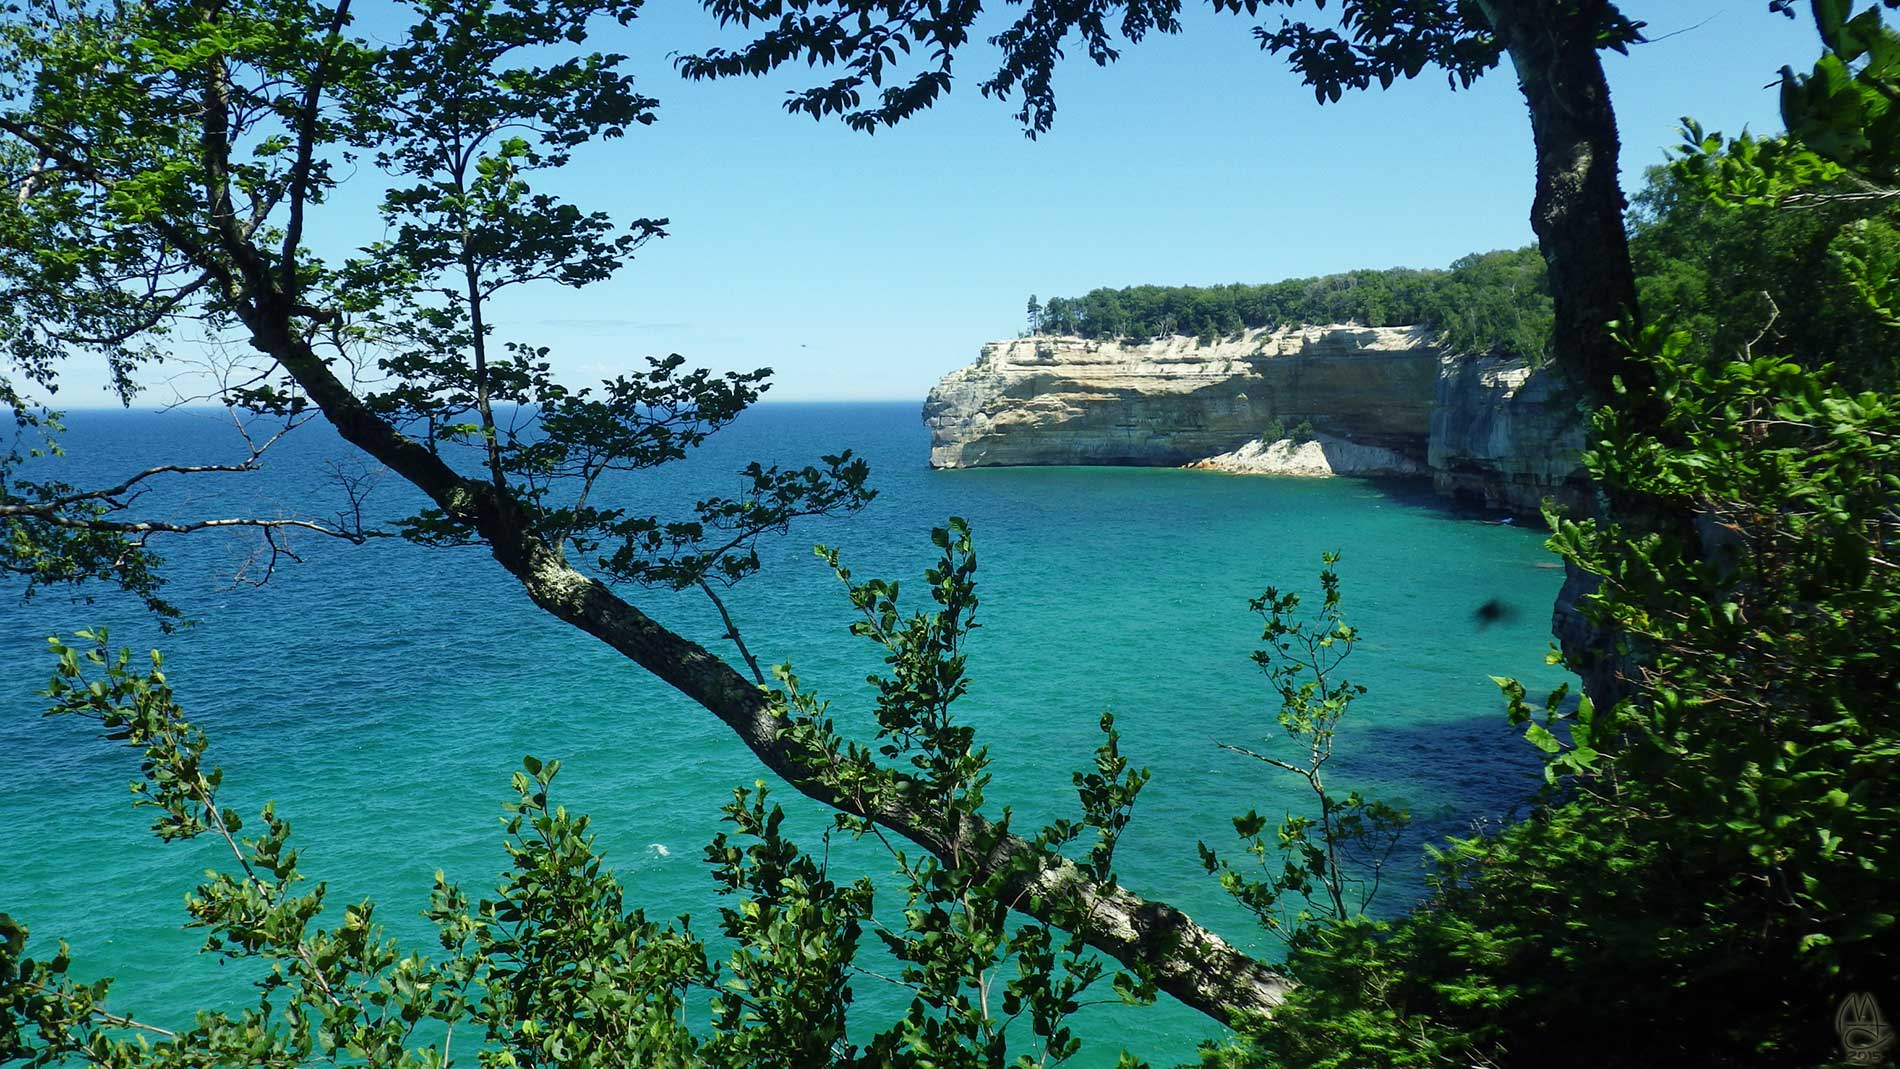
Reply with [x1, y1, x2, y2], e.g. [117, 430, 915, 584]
[1655, 0, 1900, 389]
[1195, 11, 1900, 1062]
[1201, 327, 1900, 1069]
[1630, 160, 1900, 389]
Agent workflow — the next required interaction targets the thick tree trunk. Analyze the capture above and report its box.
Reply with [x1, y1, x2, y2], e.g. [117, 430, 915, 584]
[1475, 0, 1656, 701]
[1476, 0, 1647, 408]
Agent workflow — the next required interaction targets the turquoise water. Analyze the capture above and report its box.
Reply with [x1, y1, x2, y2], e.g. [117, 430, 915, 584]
[0, 403, 1567, 1065]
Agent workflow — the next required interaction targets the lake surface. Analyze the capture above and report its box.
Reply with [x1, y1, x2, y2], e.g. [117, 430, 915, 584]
[0, 402, 1568, 1065]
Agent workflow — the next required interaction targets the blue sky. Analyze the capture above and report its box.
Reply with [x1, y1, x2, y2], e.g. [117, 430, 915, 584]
[90, 1, 1821, 403]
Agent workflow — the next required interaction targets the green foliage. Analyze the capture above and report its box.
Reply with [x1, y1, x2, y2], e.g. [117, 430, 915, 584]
[0, 0, 873, 626]
[1198, 327, 1900, 1069]
[0, 407, 183, 624]
[700, 781, 865, 1065]
[12, 630, 473, 1069]
[1629, 158, 1900, 389]
[4, 522, 1166, 1069]
[1199, 557, 1408, 944]
[774, 519, 1159, 1066]
[0, 490, 181, 627]
[1029, 248, 1553, 361]
[1669, 0, 1900, 208]
[1780, 0, 1900, 188]
[1830, 215, 1900, 327]
[1035, 119, 1900, 382]
[1669, 119, 1851, 209]
[1656, 1, 1900, 388]
[1550, 328, 1900, 967]
[1195, 16, 1900, 1056]
[12, 1, 1900, 1066]
[434, 756, 707, 1069]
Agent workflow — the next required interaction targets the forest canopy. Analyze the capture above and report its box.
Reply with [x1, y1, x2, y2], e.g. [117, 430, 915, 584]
[1027, 247, 1553, 358]
[1034, 148, 1900, 384]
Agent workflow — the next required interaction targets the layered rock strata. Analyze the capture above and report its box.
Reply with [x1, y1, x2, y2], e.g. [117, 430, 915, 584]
[1427, 353, 1592, 515]
[923, 327, 1439, 469]
[924, 326, 1587, 517]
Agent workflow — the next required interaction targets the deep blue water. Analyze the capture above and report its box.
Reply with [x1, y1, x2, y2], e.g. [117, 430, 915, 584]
[0, 403, 1567, 1065]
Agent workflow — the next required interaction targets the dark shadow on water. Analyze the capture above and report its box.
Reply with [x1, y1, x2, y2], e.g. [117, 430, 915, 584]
[1347, 713, 1544, 822]
[1352, 474, 1545, 526]
[1315, 711, 1553, 915]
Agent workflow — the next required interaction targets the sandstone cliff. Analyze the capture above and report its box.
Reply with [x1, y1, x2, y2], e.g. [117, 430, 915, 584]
[924, 326, 1587, 517]
[924, 327, 1439, 468]
[1428, 353, 1592, 515]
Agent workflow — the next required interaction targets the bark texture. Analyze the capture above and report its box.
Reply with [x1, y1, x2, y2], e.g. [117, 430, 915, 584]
[1476, 0, 1648, 411]
[1475, 0, 1658, 702]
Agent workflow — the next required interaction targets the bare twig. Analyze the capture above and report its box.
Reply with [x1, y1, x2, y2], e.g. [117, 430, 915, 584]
[696, 577, 765, 686]
[16, 511, 368, 542]
[1744, 292, 1780, 359]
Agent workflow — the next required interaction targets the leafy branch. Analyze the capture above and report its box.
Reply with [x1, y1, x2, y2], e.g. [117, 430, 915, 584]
[1201, 556, 1410, 942]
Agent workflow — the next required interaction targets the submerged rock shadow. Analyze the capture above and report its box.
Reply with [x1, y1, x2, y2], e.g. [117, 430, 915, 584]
[1322, 711, 1555, 907]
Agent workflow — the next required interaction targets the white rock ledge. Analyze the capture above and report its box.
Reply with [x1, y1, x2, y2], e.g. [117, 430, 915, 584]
[1185, 435, 1428, 478]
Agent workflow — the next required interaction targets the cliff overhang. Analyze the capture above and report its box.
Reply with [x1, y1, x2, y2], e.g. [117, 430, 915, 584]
[923, 326, 1588, 518]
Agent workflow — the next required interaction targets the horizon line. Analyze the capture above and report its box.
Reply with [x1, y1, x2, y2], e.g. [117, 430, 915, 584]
[16, 397, 930, 412]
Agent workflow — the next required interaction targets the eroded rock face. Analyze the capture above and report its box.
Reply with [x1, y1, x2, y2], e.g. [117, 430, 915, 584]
[1185, 434, 1427, 478]
[1427, 354, 1590, 516]
[923, 326, 1439, 469]
[923, 327, 1588, 517]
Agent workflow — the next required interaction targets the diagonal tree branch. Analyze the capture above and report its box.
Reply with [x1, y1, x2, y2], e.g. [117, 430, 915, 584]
[12, 512, 368, 541]
[207, 240, 1294, 1021]
[280, 0, 355, 290]
[3, 11, 1297, 1024]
